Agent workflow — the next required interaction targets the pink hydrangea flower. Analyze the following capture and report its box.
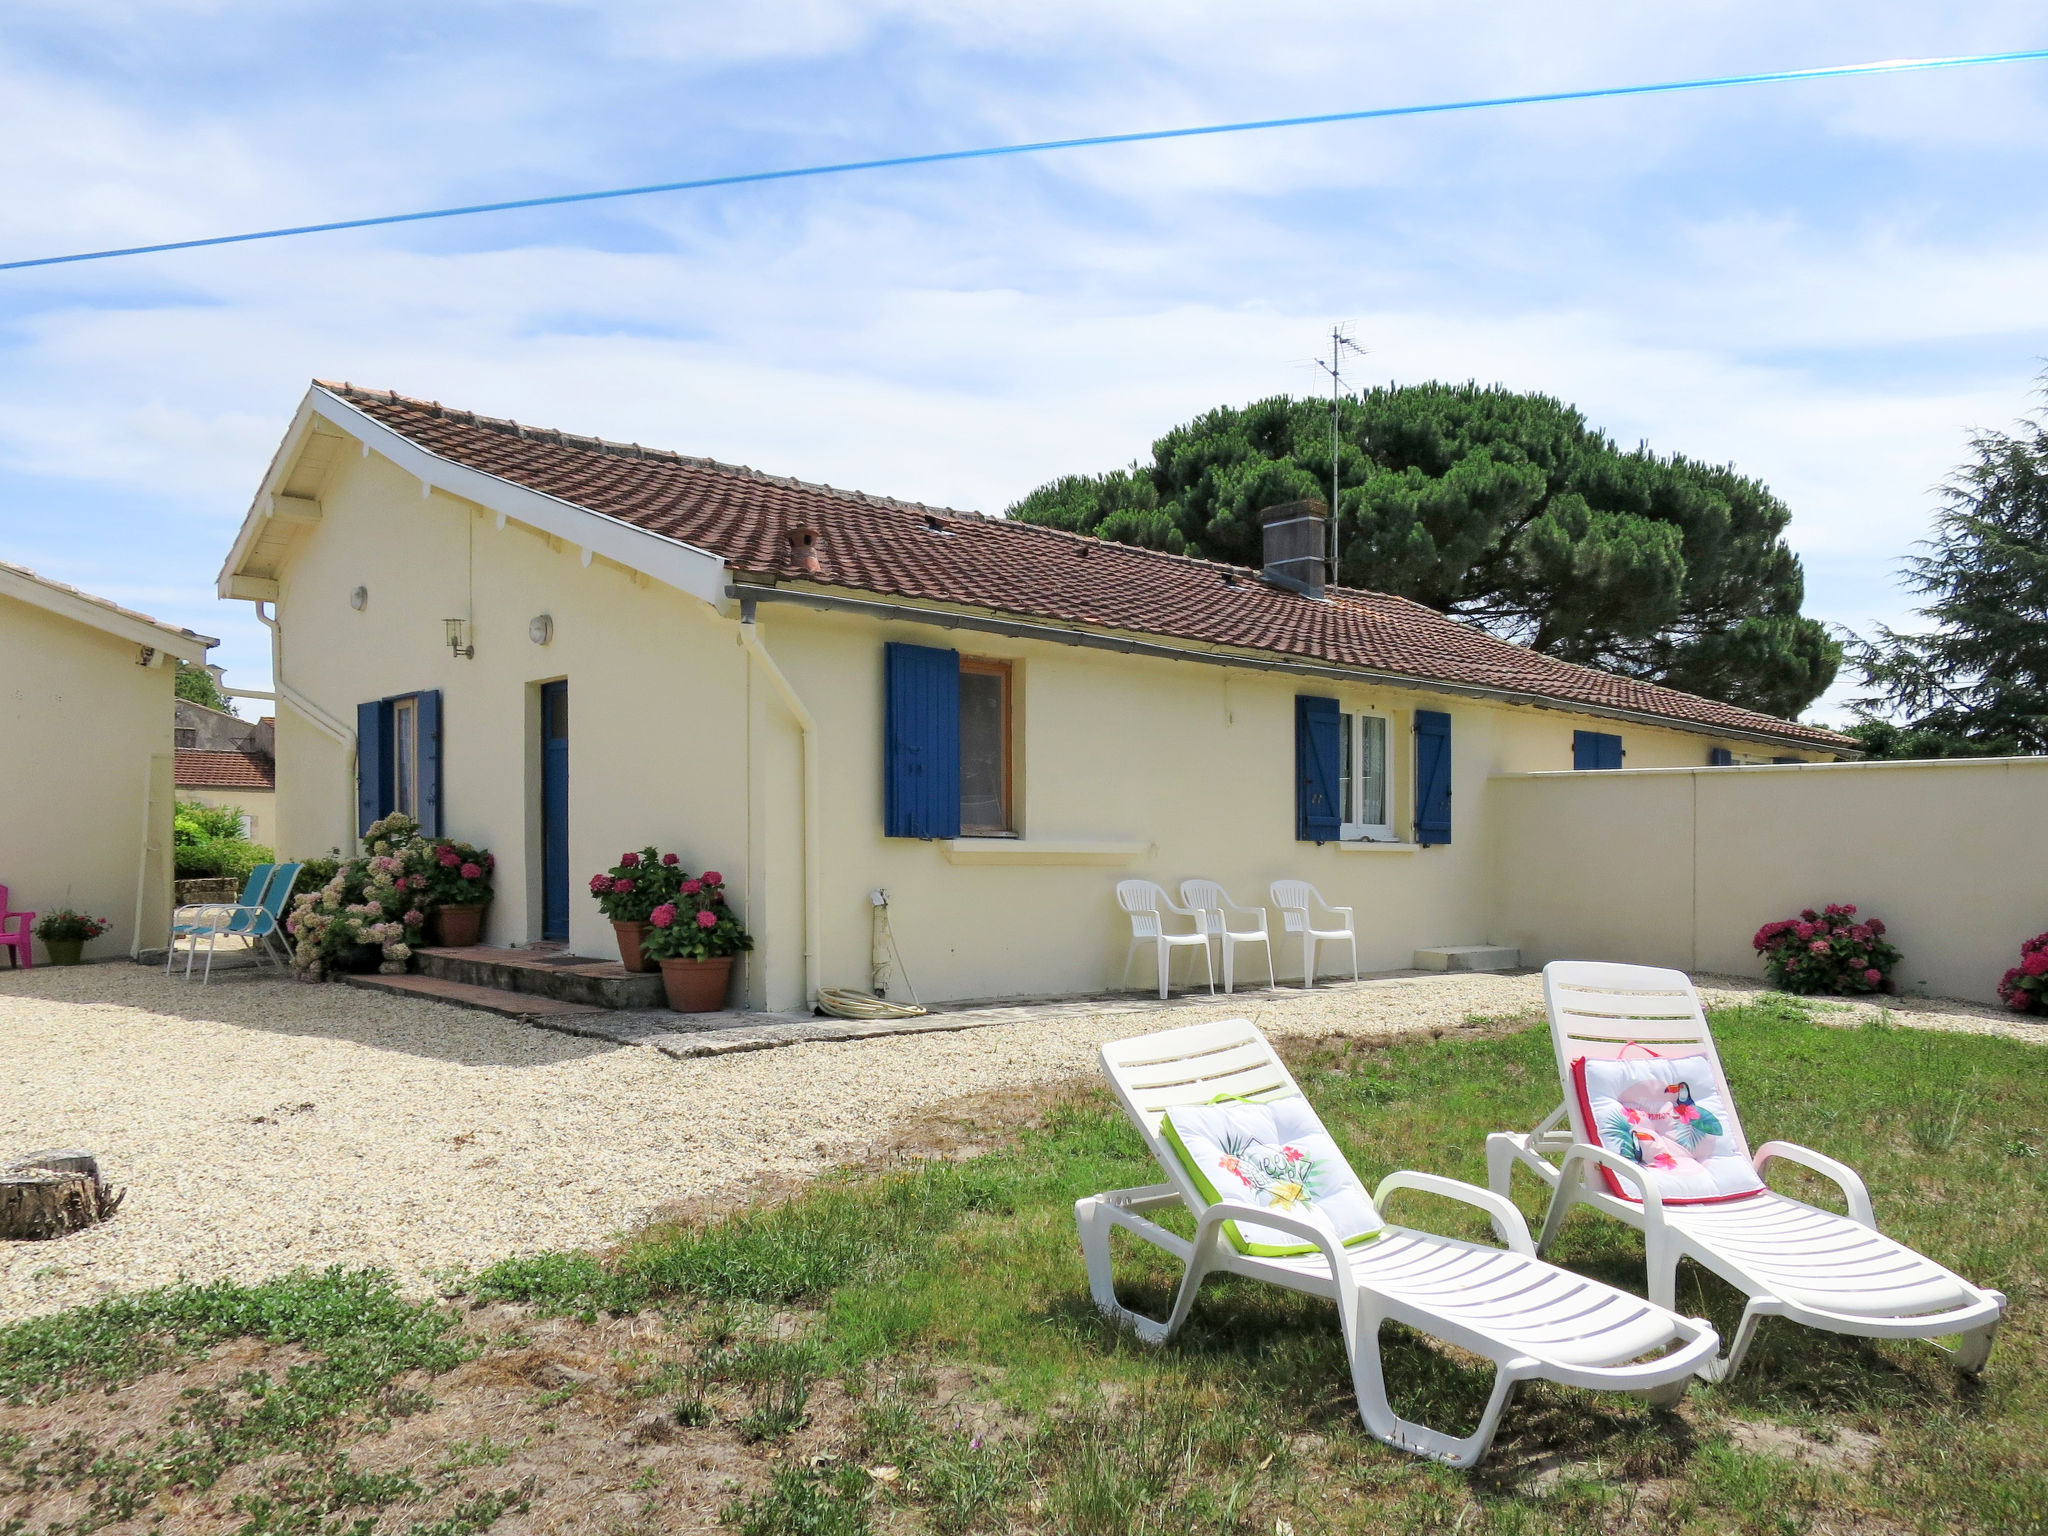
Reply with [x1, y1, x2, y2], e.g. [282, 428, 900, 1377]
[649, 903, 677, 929]
[438, 848, 460, 868]
[695, 909, 717, 929]
[702, 871, 722, 886]
[680, 878, 702, 895]
[612, 878, 634, 894]
[589, 873, 610, 894]
[484, 854, 495, 871]
[1794, 922, 1816, 939]
[2022, 952, 2048, 977]
[620, 851, 641, 867]
[1863, 968, 1882, 985]
[460, 862, 482, 880]
[1809, 939, 1830, 954]
[661, 853, 679, 866]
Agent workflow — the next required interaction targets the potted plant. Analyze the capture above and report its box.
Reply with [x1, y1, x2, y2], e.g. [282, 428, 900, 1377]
[641, 869, 752, 1011]
[588, 848, 684, 972]
[35, 910, 109, 966]
[420, 838, 495, 946]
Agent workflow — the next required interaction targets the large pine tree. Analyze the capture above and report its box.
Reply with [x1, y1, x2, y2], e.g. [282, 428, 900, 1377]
[1851, 386, 2048, 757]
[1008, 383, 1838, 718]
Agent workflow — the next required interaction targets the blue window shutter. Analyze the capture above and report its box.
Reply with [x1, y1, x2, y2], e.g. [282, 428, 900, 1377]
[1709, 747, 1734, 767]
[1295, 696, 1341, 842]
[1415, 709, 1452, 845]
[356, 700, 387, 836]
[416, 690, 443, 836]
[884, 643, 961, 838]
[1574, 730, 1623, 770]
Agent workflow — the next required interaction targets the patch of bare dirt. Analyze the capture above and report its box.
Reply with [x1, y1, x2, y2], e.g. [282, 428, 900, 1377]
[0, 1305, 870, 1536]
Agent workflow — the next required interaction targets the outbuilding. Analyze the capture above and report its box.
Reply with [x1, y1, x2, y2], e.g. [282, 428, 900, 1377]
[1, 560, 216, 961]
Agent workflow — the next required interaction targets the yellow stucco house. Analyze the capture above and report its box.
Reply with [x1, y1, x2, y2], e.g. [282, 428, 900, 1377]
[217, 383, 1850, 1012]
[2, 560, 216, 962]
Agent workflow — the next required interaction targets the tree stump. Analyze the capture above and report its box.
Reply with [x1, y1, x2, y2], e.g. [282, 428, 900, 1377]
[1, 1150, 124, 1241]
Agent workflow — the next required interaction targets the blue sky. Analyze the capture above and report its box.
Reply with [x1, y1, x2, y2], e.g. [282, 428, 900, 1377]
[3, 2, 2045, 724]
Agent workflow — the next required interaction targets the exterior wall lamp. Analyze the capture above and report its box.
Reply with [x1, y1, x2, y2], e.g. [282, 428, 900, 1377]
[443, 618, 475, 659]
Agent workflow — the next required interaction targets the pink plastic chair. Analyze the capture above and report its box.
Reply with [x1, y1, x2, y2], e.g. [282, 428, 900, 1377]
[0, 886, 34, 969]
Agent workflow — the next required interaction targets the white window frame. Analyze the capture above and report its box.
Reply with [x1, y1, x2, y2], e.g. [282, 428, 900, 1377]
[391, 695, 420, 819]
[1338, 709, 1397, 842]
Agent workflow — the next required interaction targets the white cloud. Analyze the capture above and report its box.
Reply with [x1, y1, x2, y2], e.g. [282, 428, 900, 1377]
[3, 0, 2046, 707]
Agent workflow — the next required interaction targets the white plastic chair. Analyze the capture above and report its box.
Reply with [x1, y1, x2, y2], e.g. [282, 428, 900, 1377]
[1077, 1018, 1719, 1467]
[1178, 879, 1274, 994]
[1116, 880, 1215, 1000]
[1269, 880, 1357, 987]
[1486, 961, 2007, 1383]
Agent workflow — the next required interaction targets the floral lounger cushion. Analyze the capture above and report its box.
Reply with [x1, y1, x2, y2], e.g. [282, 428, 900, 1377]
[1160, 1095, 1385, 1257]
[1571, 1053, 1765, 1205]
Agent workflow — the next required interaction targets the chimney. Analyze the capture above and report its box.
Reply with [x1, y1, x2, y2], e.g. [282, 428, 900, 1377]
[1259, 499, 1327, 599]
[785, 525, 821, 574]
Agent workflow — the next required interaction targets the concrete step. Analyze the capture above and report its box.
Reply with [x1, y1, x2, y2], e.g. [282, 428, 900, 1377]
[1413, 944, 1522, 973]
[343, 971, 606, 1018]
[414, 944, 665, 1009]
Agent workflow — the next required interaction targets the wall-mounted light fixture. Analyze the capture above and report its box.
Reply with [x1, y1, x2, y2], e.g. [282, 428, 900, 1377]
[443, 618, 475, 659]
[528, 614, 554, 646]
[349, 586, 369, 611]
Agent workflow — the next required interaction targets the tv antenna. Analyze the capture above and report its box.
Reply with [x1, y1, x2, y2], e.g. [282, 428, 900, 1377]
[1315, 324, 1369, 587]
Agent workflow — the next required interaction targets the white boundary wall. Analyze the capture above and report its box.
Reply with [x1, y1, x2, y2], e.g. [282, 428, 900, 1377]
[1487, 757, 2048, 1005]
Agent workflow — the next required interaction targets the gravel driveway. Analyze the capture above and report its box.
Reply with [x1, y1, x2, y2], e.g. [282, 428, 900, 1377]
[2, 962, 2033, 1323]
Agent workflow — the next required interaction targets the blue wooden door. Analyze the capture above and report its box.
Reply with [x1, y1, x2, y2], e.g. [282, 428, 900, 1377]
[541, 681, 570, 942]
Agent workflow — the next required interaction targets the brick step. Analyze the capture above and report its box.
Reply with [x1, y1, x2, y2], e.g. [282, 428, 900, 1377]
[413, 943, 665, 1010]
[343, 971, 606, 1018]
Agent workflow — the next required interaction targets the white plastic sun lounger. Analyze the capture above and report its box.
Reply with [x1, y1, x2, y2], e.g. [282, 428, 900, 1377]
[1076, 1018, 1719, 1468]
[1487, 961, 2006, 1383]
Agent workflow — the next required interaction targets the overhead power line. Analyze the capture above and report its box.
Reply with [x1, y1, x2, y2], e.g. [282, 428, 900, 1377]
[4, 47, 2046, 274]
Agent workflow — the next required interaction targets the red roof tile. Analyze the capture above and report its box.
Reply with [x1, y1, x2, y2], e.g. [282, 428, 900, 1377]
[322, 383, 1852, 752]
[176, 750, 274, 791]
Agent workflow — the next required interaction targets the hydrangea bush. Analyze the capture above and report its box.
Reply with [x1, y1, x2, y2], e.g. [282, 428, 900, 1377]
[641, 869, 754, 962]
[587, 847, 684, 924]
[423, 837, 495, 907]
[286, 814, 495, 979]
[1997, 933, 2048, 1015]
[288, 813, 428, 978]
[1752, 904, 1901, 995]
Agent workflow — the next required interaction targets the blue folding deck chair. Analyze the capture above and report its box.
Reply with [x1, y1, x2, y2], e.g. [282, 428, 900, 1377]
[167, 863, 301, 982]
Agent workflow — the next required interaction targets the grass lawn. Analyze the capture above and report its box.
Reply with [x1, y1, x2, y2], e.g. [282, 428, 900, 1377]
[3, 996, 2043, 1534]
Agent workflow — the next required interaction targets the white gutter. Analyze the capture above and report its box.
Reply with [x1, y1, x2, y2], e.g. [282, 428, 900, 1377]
[737, 600, 821, 1010]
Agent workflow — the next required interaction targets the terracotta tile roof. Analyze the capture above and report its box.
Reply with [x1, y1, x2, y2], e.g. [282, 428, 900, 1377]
[322, 383, 1852, 751]
[176, 750, 275, 791]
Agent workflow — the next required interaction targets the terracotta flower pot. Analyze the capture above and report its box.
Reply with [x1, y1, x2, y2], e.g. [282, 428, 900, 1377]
[432, 903, 488, 947]
[42, 939, 85, 966]
[658, 955, 735, 1013]
[612, 920, 655, 973]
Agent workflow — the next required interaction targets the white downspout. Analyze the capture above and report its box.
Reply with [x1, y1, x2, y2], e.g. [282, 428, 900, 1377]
[252, 600, 358, 851]
[737, 600, 820, 1011]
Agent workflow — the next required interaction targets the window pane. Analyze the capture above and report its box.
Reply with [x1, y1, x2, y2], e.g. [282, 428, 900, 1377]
[1338, 712, 1354, 823]
[1359, 715, 1387, 826]
[959, 670, 1006, 830]
[393, 699, 416, 816]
